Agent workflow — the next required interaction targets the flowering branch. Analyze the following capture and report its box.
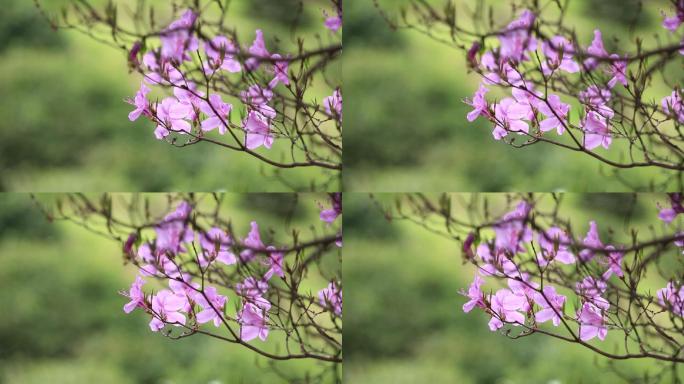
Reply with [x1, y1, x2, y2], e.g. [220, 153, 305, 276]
[34, 0, 343, 190]
[376, 0, 684, 189]
[383, 192, 684, 382]
[32, 192, 342, 382]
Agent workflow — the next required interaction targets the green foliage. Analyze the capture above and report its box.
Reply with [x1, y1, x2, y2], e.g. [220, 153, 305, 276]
[0, 0, 64, 52]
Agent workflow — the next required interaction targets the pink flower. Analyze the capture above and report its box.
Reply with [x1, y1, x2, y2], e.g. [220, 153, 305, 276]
[466, 83, 489, 122]
[493, 201, 533, 254]
[200, 94, 232, 134]
[536, 226, 576, 266]
[238, 297, 271, 342]
[324, 89, 343, 121]
[661, 90, 684, 123]
[579, 221, 604, 261]
[537, 94, 570, 135]
[577, 302, 608, 341]
[243, 111, 274, 150]
[662, 2, 684, 32]
[498, 9, 537, 62]
[240, 221, 265, 263]
[241, 84, 274, 106]
[199, 227, 236, 266]
[533, 285, 566, 326]
[607, 55, 628, 88]
[658, 193, 684, 223]
[123, 275, 146, 313]
[154, 97, 193, 139]
[195, 286, 228, 327]
[149, 289, 187, 332]
[204, 35, 241, 73]
[236, 277, 269, 299]
[488, 288, 527, 330]
[159, 10, 198, 62]
[657, 281, 684, 316]
[601, 245, 624, 279]
[268, 54, 290, 88]
[493, 98, 530, 140]
[246, 29, 270, 71]
[582, 110, 613, 150]
[318, 281, 343, 316]
[480, 52, 523, 86]
[584, 29, 608, 70]
[541, 35, 580, 74]
[324, 10, 342, 32]
[579, 85, 612, 107]
[127, 82, 150, 121]
[264, 247, 284, 280]
[462, 275, 485, 313]
[477, 243, 519, 277]
[320, 193, 342, 224]
[576, 276, 607, 300]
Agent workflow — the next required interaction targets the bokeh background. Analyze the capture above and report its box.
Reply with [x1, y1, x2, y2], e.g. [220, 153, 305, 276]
[0, 193, 339, 383]
[344, 0, 680, 192]
[1, 0, 340, 192]
[344, 192, 682, 383]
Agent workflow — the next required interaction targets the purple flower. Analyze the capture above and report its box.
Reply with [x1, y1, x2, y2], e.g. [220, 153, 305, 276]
[662, 2, 684, 32]
[584, 29, 608, 70]
[238, 299, 270, 342]
[658, 193, 684, 223]
[533, 285, 566, 326]
[601, 245, 624, 279]
[243, 111, 274, 150]
[320, 193, 342, 224]
[154, 97, 193, 139]
[323, 89, 343, 121]
[241, 84, 274, 106]
[204, 35, 241, 73]
[488, 288, 527, 331]
[579, 221, 604, 261]
[537, 94, 570, 135]
[493, 98, 530, 140]
[246, 29, 270, 71]
[127, 82, 150, 121]
[607, 55, 628, 88]
[542, 35, 580, 74]
[579, 85, 612, 108]
[498, 9, 537, 62]
[323, 10, 342, 32]
[236, 277, 269, 299]
[199, 227, 236, 266]
[576, 276, 607, 300]
[662, 90, 684, 123]
[123, 275, 146, 313]
[200, 94, 232, 134]
[264, 247, 285, 280]
[536, 226, 576, 266]
[582, 110, 613, 150]
[159, 10, 198, 62]
[493, 201, 533, 254]
[466, 83, 489, 122]
[195, 286, 228, 327]
[149, 289, 187, 332]
[268, 54, 290, 88]
[657, 281, 684, 316]
[318, 281, 342, 317]
[462, 275, 485, 313]
[577, 302, 608, 341]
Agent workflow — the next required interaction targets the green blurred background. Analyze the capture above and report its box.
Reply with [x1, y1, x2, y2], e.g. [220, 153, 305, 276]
[0, 193, 338, 383]
[344, 0, 681, 192]
[344, 192, 682, 383]
[1, 0, 339, 192]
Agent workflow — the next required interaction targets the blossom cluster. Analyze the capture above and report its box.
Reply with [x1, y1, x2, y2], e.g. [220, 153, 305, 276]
[121, 199, 342, 343]
[460, 199, 683, 343]
[464, 6, 683, 152]
[126, 7, 342, 151]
